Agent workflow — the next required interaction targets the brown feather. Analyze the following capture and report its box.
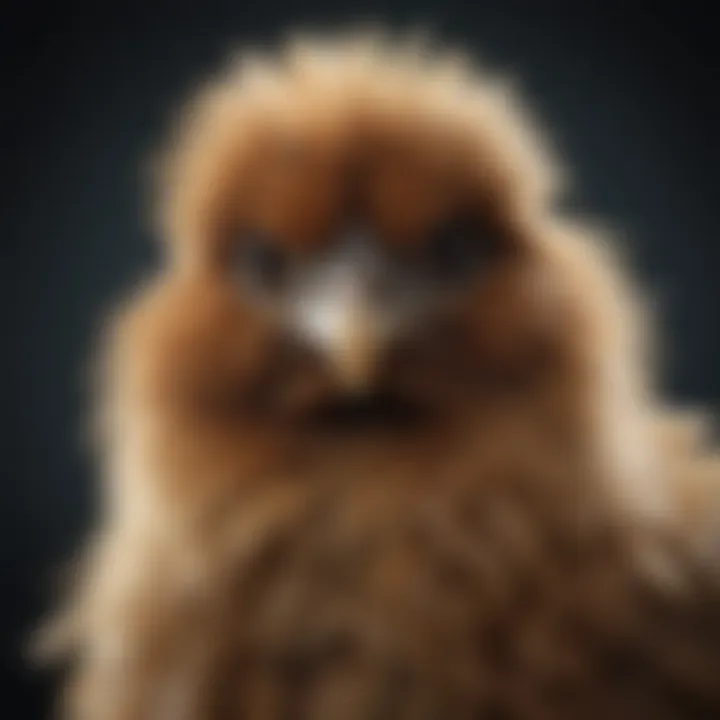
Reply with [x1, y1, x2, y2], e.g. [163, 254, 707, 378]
[37, 32, 720, 719]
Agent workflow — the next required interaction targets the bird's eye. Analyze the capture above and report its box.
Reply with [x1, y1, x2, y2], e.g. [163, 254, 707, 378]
[239, 231, 287, 291]
[426, 216, 481, 281]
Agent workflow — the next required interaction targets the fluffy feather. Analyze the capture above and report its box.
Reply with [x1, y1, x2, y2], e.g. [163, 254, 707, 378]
[37, 33, 720, 719]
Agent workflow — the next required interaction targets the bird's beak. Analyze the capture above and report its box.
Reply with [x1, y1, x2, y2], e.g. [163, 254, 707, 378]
[289, 236, 388, 393]
[320, 290, 382, 392]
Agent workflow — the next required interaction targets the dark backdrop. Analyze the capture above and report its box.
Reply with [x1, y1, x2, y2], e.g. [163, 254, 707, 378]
[2, 1, 718, 716]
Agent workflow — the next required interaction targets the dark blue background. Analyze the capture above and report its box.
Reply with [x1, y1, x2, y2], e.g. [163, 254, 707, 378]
[2, 1, 718, 716]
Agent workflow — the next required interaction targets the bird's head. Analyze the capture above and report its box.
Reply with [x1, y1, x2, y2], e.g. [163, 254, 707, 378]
[153, 34, 624, 435]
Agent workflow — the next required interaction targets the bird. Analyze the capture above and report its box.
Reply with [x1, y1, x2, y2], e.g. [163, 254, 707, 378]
[37, 32, 720, 719]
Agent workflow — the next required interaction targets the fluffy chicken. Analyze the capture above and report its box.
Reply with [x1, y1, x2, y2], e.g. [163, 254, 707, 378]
[40, 33, 720, 719]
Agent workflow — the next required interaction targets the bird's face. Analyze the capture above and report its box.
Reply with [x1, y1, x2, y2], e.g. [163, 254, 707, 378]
[236, 214, 505, 430]
[163, 49, 568, 433]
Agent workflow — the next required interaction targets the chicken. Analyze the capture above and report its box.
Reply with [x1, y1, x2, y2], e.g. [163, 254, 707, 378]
[38, 33, 720, 719]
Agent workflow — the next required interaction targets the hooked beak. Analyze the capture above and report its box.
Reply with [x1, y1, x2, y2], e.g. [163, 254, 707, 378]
[316, 292, 382, 392]
[288, 233, 391, 393]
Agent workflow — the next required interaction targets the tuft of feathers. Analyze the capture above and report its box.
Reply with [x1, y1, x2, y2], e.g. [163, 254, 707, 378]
[156, 32, 563, 266]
